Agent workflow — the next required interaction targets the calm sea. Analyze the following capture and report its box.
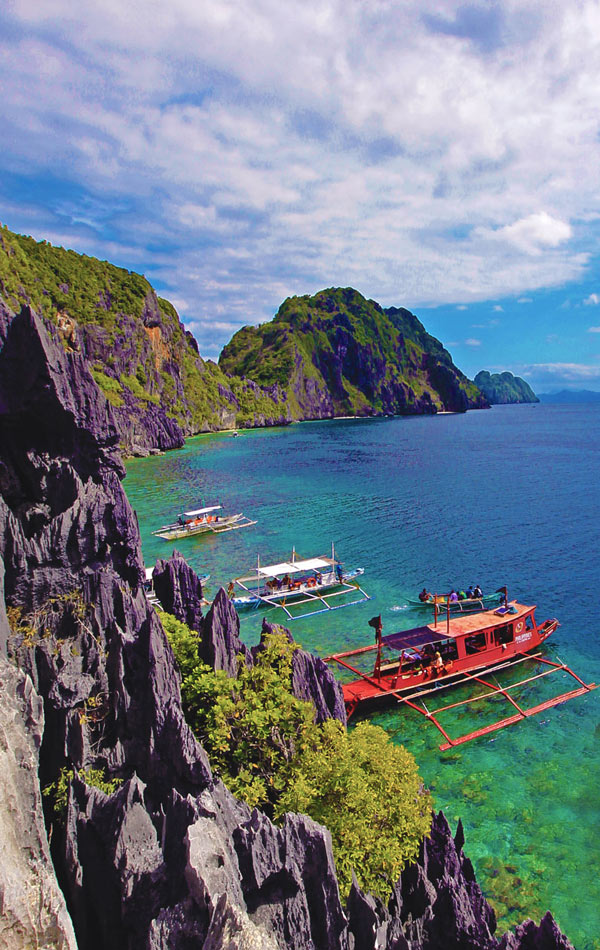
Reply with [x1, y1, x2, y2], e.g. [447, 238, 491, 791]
[125, 403, 600, 949]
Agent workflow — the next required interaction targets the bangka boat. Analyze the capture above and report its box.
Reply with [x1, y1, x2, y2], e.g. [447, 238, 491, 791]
[231, 545, 370, 620]
[325, 589, 597, 749]
[152, 504, 256, 541]
[408, 590, 503, 612]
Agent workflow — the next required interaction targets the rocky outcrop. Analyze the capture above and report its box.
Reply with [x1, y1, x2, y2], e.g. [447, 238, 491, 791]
[258, 620, 347, 724]
[474, 371, 538, 405]
[153, 550, 208, 634]
[152, 555, 346, 721]
[220, 288, 489, 419]
[0, 302, 573, 949]
[0, 227, 292, 455]
[0, 655, 77, 949]
[346, 813, 572, 950]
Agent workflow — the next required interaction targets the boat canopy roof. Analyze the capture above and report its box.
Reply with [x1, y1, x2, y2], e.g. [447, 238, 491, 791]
[144, 567, 154, 582]
[383, 628, 448, 651]
[257, 556, 332, 578]
[183, 505, 222, 517]
[381, 602, 532, 653]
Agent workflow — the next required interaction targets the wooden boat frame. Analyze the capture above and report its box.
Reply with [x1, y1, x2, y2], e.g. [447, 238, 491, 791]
[152, 504, 256, 541]
[233, 544, 370, 620]
[325, 590, 597, 749]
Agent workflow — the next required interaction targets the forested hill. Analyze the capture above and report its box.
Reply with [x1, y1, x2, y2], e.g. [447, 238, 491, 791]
[0, 228, 488, 454]
[474, 370, 538, 404]
[219, 287, 488, 417]
[0, 225, 291, 454]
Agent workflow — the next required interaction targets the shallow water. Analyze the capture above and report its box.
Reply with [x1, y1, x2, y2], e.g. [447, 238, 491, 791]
[125, 404, 600, 948]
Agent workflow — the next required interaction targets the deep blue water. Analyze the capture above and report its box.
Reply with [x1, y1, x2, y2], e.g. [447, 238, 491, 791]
[125, 404, 600, 948]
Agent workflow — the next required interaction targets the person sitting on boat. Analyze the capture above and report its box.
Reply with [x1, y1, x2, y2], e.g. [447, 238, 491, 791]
[434, 650, 444, 675]
[419, 587, 432, 603]
[466, 585, 474, 599]
[449, 589, 459, 603]
[473, 584, 483, 598]
[282, 573, 291, 589]
[457, 590, 466, 600]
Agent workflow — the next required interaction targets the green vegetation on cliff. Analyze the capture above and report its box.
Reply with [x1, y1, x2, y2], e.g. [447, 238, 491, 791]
[160, 612, 432, 899]
[474, 370, 538, 404]
[0, 224, 290, 449]
[220, 287, 488, 417]
[0, 226, 488, 452]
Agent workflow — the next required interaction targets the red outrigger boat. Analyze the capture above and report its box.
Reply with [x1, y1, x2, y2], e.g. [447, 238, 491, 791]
[325, 589, 597, 750]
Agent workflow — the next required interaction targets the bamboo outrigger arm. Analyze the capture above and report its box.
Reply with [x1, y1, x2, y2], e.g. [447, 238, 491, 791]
[396, 654, 597, 750]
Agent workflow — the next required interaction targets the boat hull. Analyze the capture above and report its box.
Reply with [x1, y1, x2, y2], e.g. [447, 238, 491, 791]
[409, 591, 502, 611]
[154, 513, 248, 540]
[232, 568, 365, 610]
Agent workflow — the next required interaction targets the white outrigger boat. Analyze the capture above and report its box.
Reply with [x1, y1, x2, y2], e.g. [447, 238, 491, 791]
[152, 504, 256, 541]
[231, 545, 370, 620]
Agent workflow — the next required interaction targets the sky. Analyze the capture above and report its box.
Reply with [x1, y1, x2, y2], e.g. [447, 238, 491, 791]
[2, 0, 600, 392]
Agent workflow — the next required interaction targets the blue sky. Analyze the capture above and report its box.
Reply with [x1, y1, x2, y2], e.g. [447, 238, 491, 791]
[2, 1, 600, 392]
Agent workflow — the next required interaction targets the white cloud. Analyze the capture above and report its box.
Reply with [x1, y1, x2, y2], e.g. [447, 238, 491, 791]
[584, 293, 600, 305]
[465, 338, 482, 347]
[2, 1, 600, 352]
[517, 297, 533, 303]
[524, 362, 600, 381]
[477, 213, 572, 256]
[492, 305, 504, 312]
[588, 326, 600, 333]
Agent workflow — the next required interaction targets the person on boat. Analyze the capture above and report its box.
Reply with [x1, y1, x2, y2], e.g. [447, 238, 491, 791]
[449, 589, 459, 603]
[419, 588, 432, 602]
[336, 564, 344, 583]
[227, 581, 235, 598]
[457, 590, 466, 600]
[434, 650, 444, 675]
[473, 584, 483, 598]
[466, 585, 474, 599]
[282, 573, 291, 589]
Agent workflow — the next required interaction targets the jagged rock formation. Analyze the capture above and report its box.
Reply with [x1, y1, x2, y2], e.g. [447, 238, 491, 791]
[220, 288, 489, 418]
[0, 225, 292, 455]
[0, 301, 573, 948]
[152, 553, 346, 722]
[0, 655, 78, 949]
[474, 371, 538, 405]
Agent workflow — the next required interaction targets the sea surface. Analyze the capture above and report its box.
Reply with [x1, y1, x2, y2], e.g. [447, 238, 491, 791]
[125, 403, 600, 949]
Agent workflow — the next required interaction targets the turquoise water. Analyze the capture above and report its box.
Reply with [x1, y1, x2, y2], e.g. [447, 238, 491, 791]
[125, 404, 600, 948]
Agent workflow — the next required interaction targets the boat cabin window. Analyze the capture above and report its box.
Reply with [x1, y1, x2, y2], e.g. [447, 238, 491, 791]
[439, 639, 458, 662]
[493, 624, 513, 646]
[465, 632, 487, 654]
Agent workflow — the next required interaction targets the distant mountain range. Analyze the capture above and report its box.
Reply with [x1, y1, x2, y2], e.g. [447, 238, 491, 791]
[538, 389, 600, 403]
[474, 370, 538, 404]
